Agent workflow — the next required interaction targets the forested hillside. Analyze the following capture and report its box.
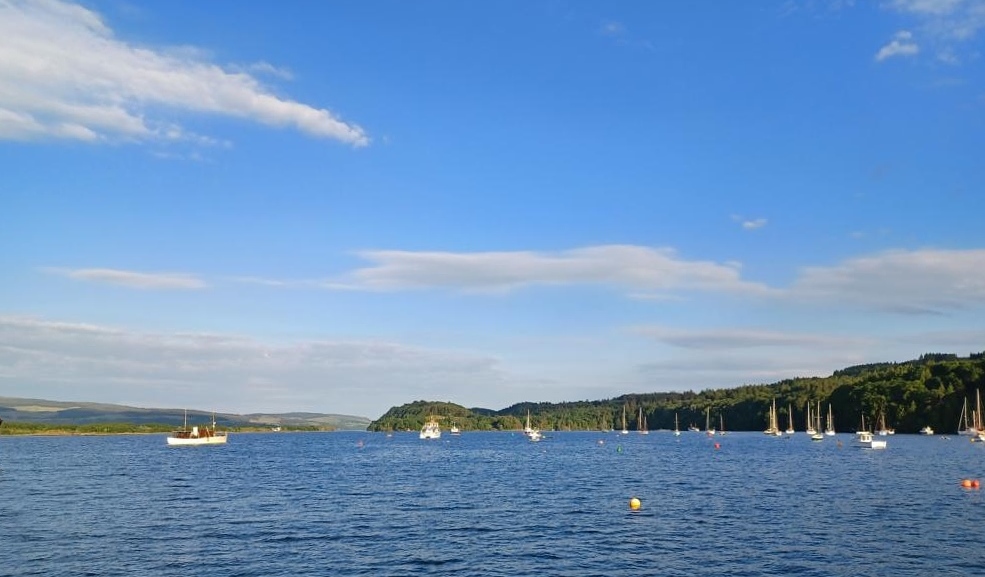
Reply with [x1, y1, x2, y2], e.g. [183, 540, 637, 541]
[368, 352, 985, 434]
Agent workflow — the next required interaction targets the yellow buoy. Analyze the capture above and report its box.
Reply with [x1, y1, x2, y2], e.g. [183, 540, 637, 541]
[629, 497, 641, 510]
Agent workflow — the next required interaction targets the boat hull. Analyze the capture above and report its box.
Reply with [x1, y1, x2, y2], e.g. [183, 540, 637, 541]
[166, 434, 228, 446]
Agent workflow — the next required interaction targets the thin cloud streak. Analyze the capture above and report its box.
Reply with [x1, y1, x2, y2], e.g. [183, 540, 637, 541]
[631, 326, 870, 350]
[0, 0, 368, 146]
[41, 267, 208, 289]
[340, 245, 771, 296]
[875, 30, 920, 61]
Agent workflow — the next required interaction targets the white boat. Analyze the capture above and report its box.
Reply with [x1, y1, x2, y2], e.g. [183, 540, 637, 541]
[805, 401, 817, 436]
[784, 403, 795, 435]
[638, 407, 649, 435]
[919, 425, 934, 436]
[674, 413, 681, 436]
[620, 405, 629, 435]
[824, 404, 836, 436]
[524, 410, 542, 441]
[856, 414, 886, 449]
[811, 401, 824, 441]
[718, 413, 727, 436]
[420, 416, 441, 440]
[705, 407, 716, 436]
[763, 398, 781, 436]
[856, 430, 887, 449]
[877, 411, 894, 436]
[449, 424, 461, 435]
[167, 411, 228, 446]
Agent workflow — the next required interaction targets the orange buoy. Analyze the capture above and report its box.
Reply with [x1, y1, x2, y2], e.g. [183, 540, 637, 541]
[629, 497, 641, 511]
[714, 443, 720, 449]
[973, 480, 981, 489]
[962, 479, 973, 488]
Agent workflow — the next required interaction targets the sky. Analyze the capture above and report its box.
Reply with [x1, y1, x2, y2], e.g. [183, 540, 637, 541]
[2, 0, 985, 420]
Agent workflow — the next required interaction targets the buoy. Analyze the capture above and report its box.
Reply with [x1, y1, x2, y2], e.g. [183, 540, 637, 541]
[962, 479, 973, 488]
[714, 443, 720, 449]
[629, 497, 641, 510]
[974, 480, 981, 489]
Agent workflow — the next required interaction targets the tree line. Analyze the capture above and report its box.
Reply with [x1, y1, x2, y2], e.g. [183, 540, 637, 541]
[367, 352, 985, 434]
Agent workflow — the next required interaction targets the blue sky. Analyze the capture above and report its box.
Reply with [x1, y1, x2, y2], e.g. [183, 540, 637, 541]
[2, 0, 984, 419]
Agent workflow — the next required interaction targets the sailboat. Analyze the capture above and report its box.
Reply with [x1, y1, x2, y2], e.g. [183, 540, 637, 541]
[785, 404, 795, 435]
[811, 401, 824, 441]
[705, 407, 715, 436]
[877, 410, 894, 436]
[805, 401, 817, 436]
[824, 404, 836, 436]
[620, 405, 629, 435]
[638, 406, 649, 435]
[674, 413, 681, 436]
[718, 413, 727, 436]
[763, 398, 781, 436]
[167, 410, 228, 446]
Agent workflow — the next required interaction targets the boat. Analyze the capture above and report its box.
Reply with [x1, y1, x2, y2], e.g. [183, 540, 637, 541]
[856, 414, 886, 449]
[687, 423, 700, 432]
[420, 416, 441, 440]
[805, 401, 817, 436]
[877, 411, 894, 436]
[638, 406, 649, 435]
[763, 398, 781, 436]
[674, 413, 681, 436]
[811, 401, 824, 441]
[824, 404, 836, 436]
[524, 410, 542, 442]
[620, 405, 629, 435]
[919, 425, 934, 436]
[718, 413, 727, 436]
[450, 424, 461, 436]
[167, 411, 228, 446]
[705, 407, 715, 436]
[784, 404, 795, 435]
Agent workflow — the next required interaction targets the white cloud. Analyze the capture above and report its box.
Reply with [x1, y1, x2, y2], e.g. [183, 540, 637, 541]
[0, 0, 368, 146]
[875, 30, 920, 61]
[0, 315, 505, 418]
[742, 218, 768, 230]
[631, 326, 867, 350]
[788, 248, 985, 313]
[41, 267, 208, 290]
[335, 245, 772, 297]
[883, 0, 985, 60]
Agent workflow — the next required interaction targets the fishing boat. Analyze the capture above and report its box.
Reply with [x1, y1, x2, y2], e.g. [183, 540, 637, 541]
[856, 414, 887, 449]
[167, 411, 228, 446]
[674, 413, 681, 436]
[420, 416, 441, 440]
[638, 407, 649, 435]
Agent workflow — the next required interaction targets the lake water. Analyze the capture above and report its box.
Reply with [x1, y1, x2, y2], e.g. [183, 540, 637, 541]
[1, 430, 983, 576]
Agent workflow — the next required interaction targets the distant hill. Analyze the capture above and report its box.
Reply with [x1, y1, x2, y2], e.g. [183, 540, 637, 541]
[0, 397, 371, 431]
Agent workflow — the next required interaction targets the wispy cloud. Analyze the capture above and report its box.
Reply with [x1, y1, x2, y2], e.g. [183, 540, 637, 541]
[630, 326, 866, 350]
[788, 248, 985, 313]
[335, 245, 771, 296]
[730, 214, 768, 230]
[0, 0, 368, 146]
[598, 19, 653, 51]
[0, 315, 505, 418]
[875, 30, 920, 61]
[41, 267, 207, 290]
[882, 0, 985, 62]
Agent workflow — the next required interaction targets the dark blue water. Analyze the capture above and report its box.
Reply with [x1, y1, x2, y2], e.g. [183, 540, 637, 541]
[2, 431, 984, 576]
